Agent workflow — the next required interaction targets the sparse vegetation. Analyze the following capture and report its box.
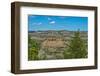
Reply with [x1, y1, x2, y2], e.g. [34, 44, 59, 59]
[28, 30, 88, 60]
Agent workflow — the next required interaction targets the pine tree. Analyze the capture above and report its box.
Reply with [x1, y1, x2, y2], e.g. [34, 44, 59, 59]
[64, 30, 87, 59]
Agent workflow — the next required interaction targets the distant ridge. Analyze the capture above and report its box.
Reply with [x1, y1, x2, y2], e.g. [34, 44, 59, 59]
[29, 30, 88, 33]
[28, 31, 36, 33]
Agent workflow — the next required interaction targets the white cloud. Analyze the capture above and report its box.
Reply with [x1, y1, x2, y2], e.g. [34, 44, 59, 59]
[32, 22, 42, 25]
[38, 22, 42, 25]
[50, 21, 55, 24]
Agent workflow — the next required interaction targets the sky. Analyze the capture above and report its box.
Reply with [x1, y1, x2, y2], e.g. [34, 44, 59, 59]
[28, 15, 88, 31]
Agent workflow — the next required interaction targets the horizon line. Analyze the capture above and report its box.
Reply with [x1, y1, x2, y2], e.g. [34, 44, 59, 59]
[28, 30, 88, 32]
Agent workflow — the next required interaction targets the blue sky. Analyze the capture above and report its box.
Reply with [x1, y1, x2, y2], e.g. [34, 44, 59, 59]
[28, 15, 88, 31]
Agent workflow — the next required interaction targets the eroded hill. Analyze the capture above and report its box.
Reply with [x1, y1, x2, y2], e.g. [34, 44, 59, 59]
[28, 30, 87, 60]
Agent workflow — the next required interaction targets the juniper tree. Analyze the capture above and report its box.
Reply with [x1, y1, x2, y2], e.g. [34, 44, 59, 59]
[64, 30, 87, 59]
[28, 35, 40, 60]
